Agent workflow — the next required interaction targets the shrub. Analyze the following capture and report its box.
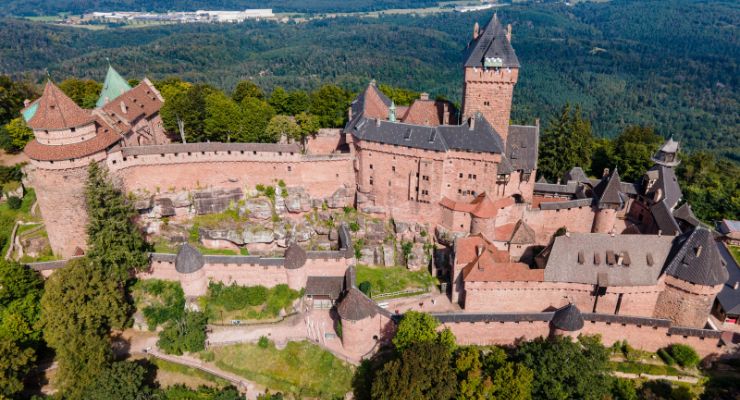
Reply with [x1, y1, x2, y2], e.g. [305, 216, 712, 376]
[158, 311, 208, 355]
[349, 221, 360, 232]
[134, 279, 186, 330]
[258, 336, 270, 349]
[6, 196, 21, 210]
[209, 282, 268, 310]
[277, 179, 286, 188]
[668, 344, 700, 368]
[358, 281, 372, 296]
[657, 348, 676, 366]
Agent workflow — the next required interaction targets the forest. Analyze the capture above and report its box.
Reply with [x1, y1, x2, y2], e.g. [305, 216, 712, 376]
[0, 0, 737, 158]
[0, 0, 439, 16]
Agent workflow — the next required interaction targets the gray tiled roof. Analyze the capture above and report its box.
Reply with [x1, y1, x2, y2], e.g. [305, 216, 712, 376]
[650, 200, 681, 236]
[646, 165, 682, 209]
[539, 198, 592, 210]
[506, 125, 539, 172]
[348, 113, 504, 154]
[716, 243, 740, 315]
[510, 220, 536, 244]
[667, 326, 723, 339]
[673, 203, 701, 229]
[463, 14, 520, 68]
[551, 303, 584, 331]
[664, 227, 729, 286]
[595, 168, 625, 209]
[581, 313, 672, 328]
[305, 276, 345, 300]
[533, 181, 579, 195]
[336, 287, 380, 321]
[204, 255, 284, 266]
[563, 167, 589, 183]
[544, 233, 675, 286]
[175, 244, 205, 274]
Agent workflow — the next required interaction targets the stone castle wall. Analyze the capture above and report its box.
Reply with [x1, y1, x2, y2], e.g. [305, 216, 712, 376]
[462, 67, 519, 142]
[521, 207, 597, 244]
[654, 276, 724, 328]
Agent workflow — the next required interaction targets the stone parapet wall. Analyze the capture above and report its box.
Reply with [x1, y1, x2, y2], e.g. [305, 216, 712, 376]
[33, 122, 97, 146]
[522, 206, 597, 244]
[29, 151, 107, 171]
[305, 128, 344, 154]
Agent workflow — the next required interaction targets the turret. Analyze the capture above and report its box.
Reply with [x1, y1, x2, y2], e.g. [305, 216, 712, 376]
[461, 13, 519, 144]
[592, 168, 624, 234]
[284, 242, 308, 290]
[175, 244, 208, 297]
[654, 227, 729, 327]
[651, 137, 681, 168]
[549, 303, 584, 339]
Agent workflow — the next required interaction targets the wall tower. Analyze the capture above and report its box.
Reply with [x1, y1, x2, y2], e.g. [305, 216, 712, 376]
[462, 14, 520, 144]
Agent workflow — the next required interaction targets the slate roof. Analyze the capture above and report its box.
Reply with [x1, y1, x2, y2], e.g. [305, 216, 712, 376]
[284, 242, 307, 269]
[506, 125, 539, 172]
[96, 65, 133, 108]
[463, 14, 520, 68]
[663, 227, 729, 286]
[544, 233, 675, 286]
[645, 165, 682, 209]
[23, 81, 96, 130]
[651, 138, 681, 167]
[305, 276, 345, 300]
[595, 168, 625, 209]
[650, 200, 681, 235]
[348, 113, 505, 154]
[672, 203, 701, 229]
[175, 244, 205, 274]
[550, 303, 584, 331]
[716, 243, 740, 316]
[563, 167, 589, 183]
[336, 287, 379, 321]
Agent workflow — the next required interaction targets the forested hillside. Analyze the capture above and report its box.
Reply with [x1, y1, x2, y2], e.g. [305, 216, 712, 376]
[0, 0, 737, 157]
[0, 0, 438, 16]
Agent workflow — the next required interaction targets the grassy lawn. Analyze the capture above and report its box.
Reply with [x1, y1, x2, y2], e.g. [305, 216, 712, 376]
[356, 264, 438, 296]
[0, 189, 40, 258]
[148, 357, 231, 388]
[610, 361, 691, 377]
[208, 341, 353, 399]
[729, 245, 740, 265]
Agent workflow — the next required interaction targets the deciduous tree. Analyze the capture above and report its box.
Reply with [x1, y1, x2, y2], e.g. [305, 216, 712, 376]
[266, 115, 300, 144]
[371, 341, 456, 400]
[58, 78, 102, 109]
[1, 117, 33, 153]
[238, 97, 276, 143]
[232, 80, 264, 102]
[310, 84, 352, 128]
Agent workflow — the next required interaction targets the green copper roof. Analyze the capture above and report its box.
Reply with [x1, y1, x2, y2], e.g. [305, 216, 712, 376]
[96, 65, 132, 108]
[22, 101, 38, 122]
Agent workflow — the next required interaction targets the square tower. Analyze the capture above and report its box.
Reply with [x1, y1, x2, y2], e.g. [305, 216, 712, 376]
[462, 14, 519, 144]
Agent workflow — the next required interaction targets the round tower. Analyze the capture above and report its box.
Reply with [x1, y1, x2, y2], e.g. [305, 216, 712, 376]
[549, 303, 584, 339]
[175, 243, 208, 297]
[284, 242, 308, 290]
[592, 168, 624, 234]
[462, 14, 519, 143]
[654, 227, 729, 328]
[21, 81, 120, 258]
[336, 287, 381, 355]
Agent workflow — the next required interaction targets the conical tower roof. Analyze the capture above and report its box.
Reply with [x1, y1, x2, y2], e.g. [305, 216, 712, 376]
[550, 303, 584, 332]
[175, 243, 205, 274]
[464, 13, 519, 69]
[96, 65, 133, 108]
[597, 168, 624, 209]
[25, 81, 95, 130]
[664, 227, 728, 286]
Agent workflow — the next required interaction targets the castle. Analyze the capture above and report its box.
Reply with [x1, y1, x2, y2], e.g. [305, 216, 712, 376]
[22, 14, 738, 358]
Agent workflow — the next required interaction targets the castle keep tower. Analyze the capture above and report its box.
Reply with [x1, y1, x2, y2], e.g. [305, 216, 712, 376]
[462, 14, 520, 143]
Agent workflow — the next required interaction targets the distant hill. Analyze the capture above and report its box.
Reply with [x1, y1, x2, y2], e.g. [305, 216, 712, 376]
[0, 0, 737, 158]
[0, 0, 438, 16]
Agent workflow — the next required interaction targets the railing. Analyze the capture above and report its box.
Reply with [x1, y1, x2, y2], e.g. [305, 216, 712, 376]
[372, 288, 429, 299]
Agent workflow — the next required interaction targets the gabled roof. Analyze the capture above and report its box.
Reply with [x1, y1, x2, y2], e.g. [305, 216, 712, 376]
[348, 113, 505, 154]
[96, 65, 133, 108]
[350, 82, 391, 121]
[100, 79, 164, 129]
[506, 125, 539, 173]
[509, 220, 535, 244]
[664, 227, 729, 286]
[551, 303, 584, 331]
[463, 14, 520, 69]
[439, 194, 514, 219]
[563, 167, 589, 183]
[650, 200, 681, 235]
[175, 243, 205, 274]
[673, 203, 701, 229]
[23, 81, 95, 130]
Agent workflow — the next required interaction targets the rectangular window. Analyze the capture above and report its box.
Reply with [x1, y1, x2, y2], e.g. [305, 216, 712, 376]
[369, 164, 373, 170]
[369, 178, 374, 185]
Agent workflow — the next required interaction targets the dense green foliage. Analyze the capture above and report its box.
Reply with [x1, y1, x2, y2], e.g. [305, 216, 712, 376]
[85, 162, 151, 281]
[155, 384, 243, 400]
[82, 360, 151, 400]
[204, 282, 300, 320]
[0, 0, 438, 16]
[133, 278, 186, 330]
[158, 310, 208, 355]
[666, 344, 701, 368]
[537, 104, 593, 182]
[0, 1, 736, 158]
[676, 152, 740, 222]
[0, 261, 43, 397]
[372, 341, 457, 400]
[392, 311, 454, 352]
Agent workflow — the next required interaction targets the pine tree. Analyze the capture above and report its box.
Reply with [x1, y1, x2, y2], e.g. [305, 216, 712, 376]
[85, 162, 150, 281]
[537, 104, 594, 182]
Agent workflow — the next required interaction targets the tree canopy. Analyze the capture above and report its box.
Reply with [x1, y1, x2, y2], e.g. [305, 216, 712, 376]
[537, 103, 594, 182]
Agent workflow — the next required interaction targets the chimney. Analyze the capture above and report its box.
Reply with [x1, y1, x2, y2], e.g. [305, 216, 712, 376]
[375, 118, 381, 127]
[23, 99, 30, 107]
[476, 245, 484, 257]
[506, 24, 512, 42]
[695, 246, 703, 257]
[420, 92, 429, 101]
[603, 168, 610, 177]
[473, 22, 480, 40]
[442, 103, 449, 125]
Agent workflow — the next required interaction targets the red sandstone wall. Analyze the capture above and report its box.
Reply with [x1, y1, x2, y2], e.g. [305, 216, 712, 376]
[654, 276, 723, 328]
[305, 129, 343, 155]
[592, 208, 618, 233]
[462, 67, 519, 143]
[107, 152, 355, 200]
[443, 320, 551, 346]
[342, 314, 386, 356]
[523, 207, 596, 244]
